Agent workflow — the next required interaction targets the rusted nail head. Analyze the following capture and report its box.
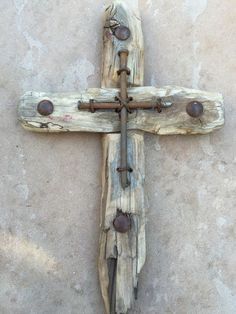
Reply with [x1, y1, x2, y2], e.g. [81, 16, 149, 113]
[37, 100, 54, 116]
[186, 101, 204, 118]
[114, 26, 131, 41]
[113, 213, 131, 234]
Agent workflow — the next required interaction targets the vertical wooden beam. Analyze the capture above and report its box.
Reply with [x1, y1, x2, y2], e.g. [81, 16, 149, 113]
[98, 1, 146, 313]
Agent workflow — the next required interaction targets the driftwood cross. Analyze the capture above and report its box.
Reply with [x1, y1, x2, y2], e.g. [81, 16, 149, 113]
[18, 1, 224, 314]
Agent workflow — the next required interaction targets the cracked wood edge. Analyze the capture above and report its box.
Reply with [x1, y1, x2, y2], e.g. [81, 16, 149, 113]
[99, 1, 146, 314]
[19, 86, 224, 135]
[99, 132, 146, 314]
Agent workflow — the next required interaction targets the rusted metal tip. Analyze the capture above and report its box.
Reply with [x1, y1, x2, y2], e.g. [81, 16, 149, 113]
[37, 100, 54, 116]
[114, 26, 131, 41]
[186, 101, 204, 118]
[118, 49, 129, 57]
[113, 212, 131, 233]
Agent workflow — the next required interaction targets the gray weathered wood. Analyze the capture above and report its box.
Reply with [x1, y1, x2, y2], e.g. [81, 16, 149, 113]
[102, 0, 144, 88]
[19, 86, 224, 135]
[98, 132, 146, 314]
[17, 1, 225, 313]
[99, 1, 147, 313]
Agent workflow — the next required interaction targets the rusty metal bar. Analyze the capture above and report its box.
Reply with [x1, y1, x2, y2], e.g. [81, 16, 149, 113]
[119, 50, 129, 189]
[78, 101, 163, 111]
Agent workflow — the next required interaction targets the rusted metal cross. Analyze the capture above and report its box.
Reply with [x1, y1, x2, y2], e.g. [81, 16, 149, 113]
[18, 1, 224, 314]
[79, 49, 166, 189]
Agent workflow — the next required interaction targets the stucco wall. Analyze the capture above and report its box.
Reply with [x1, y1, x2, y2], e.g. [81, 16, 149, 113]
[0, 0, 235, 313]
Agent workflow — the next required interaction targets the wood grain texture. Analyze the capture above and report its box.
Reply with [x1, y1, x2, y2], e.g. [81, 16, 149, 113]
[98, 132, 146, 314]
[17, 1, 225, 313]
[99, 1, 146, 313]
[19, 86, 224, 135]
[102, 0, 144, 88]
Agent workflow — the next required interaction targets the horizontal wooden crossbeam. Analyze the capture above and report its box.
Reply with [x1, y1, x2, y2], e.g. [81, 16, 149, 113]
[19, 86, 224, 135]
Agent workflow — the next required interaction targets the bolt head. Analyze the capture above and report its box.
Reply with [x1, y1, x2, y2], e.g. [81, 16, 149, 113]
[113, 213, 131, 233]
[186, 101, 204, 118]
[114, 26, 131, 41]
[37, 100, 54, 116]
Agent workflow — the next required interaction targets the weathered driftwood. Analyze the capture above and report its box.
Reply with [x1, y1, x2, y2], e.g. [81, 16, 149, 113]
[17, 1, 225, 314]
[99, 132, 146, 314]
[19, 86, 224, 135]
[99, 1, 146, 313]
[102, 0, 144, 88]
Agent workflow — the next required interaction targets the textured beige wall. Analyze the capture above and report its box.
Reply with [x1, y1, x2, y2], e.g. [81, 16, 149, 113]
[0, 0, 235, 313]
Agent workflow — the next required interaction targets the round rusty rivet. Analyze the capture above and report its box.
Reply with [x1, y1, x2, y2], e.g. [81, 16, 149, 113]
[113, 213, 131, 234]
[186, 101, 204, 118]
[114, 26, 131, 41]
[37, 100, 54, 116]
